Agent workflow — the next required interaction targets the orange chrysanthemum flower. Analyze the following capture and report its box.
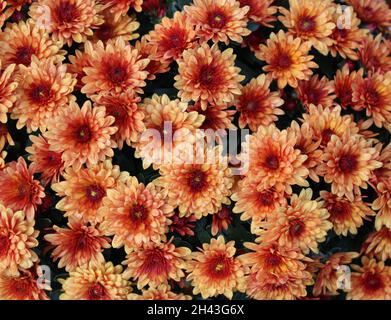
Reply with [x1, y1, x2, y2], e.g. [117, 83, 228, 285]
[279, 0, 335, 55]
[256, 30, 318, 89]
[128, 284, 192, 300]
[26, 134, 64, 186]
[134, 94, 204, 169]
[44, 101, 117, 170]
[235, 74, 284, 131]
[296, 75, 335, 109]
[100, 177, 173, 250]
[318, 132, 382, 201]
[29, 0, 104, 46]
[301, 104, 359, 147]
[186, 236, 246, 299]
[155, 146, 234, 219]
[345, 0, 391, 28]
[329, 5, 367, 60]
[92, 91, 144, 149]
[52, 160, 127, 223]
[91, 10, 139, 43]
[59, 262, 131, 300]
[82, 38, 149, 96]
[0, 205, 39, 276]
[334, 65, 364, 109]
[362, 227, 391, 261]
[184, 0, 250, 44]
[211, 206, 233, 236]
[232, 177, 287, 230]
[320, 191, 376, 236]
[351, 71, 391, 129]
[12, 57, 76, 132]
[146, 11, 196, 61]
[0, 157, 45, 221]
[257, 189, 332, 254]
[0, 19, 65, 70]
[44, 220, 111, 271]
[101, 0, 143, 20]
[0, 61, 17, 124]
[123, 241, 191, 289]
[358, 34, 391, 75]
[347, 257, 391, 300]
[313, 252, 359, 296]
[288, 121, 322, 182]
[239, 125, 309, 194]
[174, 43, 244, 109]
[238, 0, 277, 27]
[0, 267, 50, 300]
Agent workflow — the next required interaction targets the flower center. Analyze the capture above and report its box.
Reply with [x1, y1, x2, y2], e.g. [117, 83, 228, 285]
[209, 254, 232, 279]
[208, 11, 226, 28]
[338, 154, 358, 173]
[107, 65, 127, 85]
[266, 253, 282, 267]
[187, 170, 207, 192]
[298, 17, 316, 32]
[199, 65, 215, 86]
[337, 28, 349, 38]
[245, 100, 259, 112]
[168, 32, 184, 48]
[85, 184, 105, 203]
[29, 84, 52, 104]
[76, 124, 92, 143]
[321, 128, 334, 145]
[96, 24, 113, 42]
[141, 250, 169, 275]
[0, 235, 10, 257]
[259, 191, 274, 206]
[289, 219, 305, 237]
[56, 1, 79, 23]
[365, 88, 381, 105]
[15, 46, 34, 65]
[363, 273, 383, 292]
[328, 201, 350, 218]
[130, 204, 147, 222]
[88, 283, 107, 300]
[265, 154, 280, 170]
[277, 53, 292, 69]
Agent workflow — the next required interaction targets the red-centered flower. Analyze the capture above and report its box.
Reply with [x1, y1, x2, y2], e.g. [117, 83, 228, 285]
[296, 75, 335, 109]
[169, 213, 197, 236]
[334, 64, 364, 109]
[358, 34, 391, 74]
[211, 206, 233, 236]
[238, 0, 277, 27]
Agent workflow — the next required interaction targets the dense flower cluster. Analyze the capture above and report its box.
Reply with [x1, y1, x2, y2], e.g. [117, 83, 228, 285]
[0, 0, 390, 300]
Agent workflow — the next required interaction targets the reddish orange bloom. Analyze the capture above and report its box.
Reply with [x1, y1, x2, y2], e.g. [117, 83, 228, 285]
[45, 220, 111, 271]
[358, 34, 391, 74]
[313, 252, 359, 296]
[146, 11, 196, 61]
[123, 241, 191, 289]
[347, 257, 391, 300]
[101, 0, 143, 20]
[0, 19, 65, 70]
[362, 227, 391, 261]
[232, 177, 287, 230]
[59, 262, 131, 300]
[186, 236, 246, 299]
[329, 5, 368, 60]
[320, 191, 376, 236]
[169, 214, 197, 237]
[184, 0, 250, 44]
[44, 101, 117, 170]
[318, 132, 382, 201]
[52, 160, 127, 223]
[239, 125, 309, 194]
[175, 43, 244, 109]
[346, 0, 391, 28]
[128, 284, 191, 300]
[82, 38, 149, 96]
[279, 0, 336, 55]
[12, 57, 77, 132]
[0, 267, 50, 300]
[288, 121, 322, 182]
[351, 71, 391, 129]
[256, 30, 318, 89]
[0, 61, 17, 124]
[100, 177, 173, 250]
[256, 189, 332, 254]
[235, 74, 284, 131]
[26, 134, 65, 186]
[334, 65, 364, 109]
[0, 157, 44, 221]
[29, 0, 105, 46]
[238, 0, 277, 27]
[211, 206, 233, 236]
[92, 91, 144, 149]
[0, 205, 39, 276]
[296, 75, 335, 109]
